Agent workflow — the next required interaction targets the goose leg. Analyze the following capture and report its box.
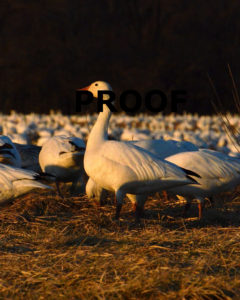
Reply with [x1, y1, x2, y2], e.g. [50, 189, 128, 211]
[115, 203, 122, 220]
[136, 195, 147, 219]
[99, 191, 105, 206]
[162, 190, 168, 202]
[127, 194, 145, 222]
[56, 181, 64, 199]
[198, 203, 202, 219]
[197, 197, 204, 219]
[115, 190, 125, 220]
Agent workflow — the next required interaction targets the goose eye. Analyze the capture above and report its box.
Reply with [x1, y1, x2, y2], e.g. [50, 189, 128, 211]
[95, 83, 98, 86]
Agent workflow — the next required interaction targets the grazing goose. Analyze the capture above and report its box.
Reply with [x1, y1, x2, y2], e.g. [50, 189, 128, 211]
[0, 135, 21, 167]
[86, 176, 106, 205]
[166, 149, 240, 218]
[80, 81, 200, 219]
[39, 135, 85, 196]
[0, 163, 52, 205]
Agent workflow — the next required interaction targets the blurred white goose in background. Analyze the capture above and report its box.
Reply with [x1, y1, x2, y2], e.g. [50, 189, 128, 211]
[39, 135, 86, 196]
[1, 110, 240, 156]
[0, 163, 52, 205]
[166, 149, 240, 218]
[0, 135, 21, 167]
[80, 81, 200, 219]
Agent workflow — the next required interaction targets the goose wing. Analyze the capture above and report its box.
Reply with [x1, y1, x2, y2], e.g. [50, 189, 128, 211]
[50, 136, 85, 155]
[0, 163, 39, 181]
[131, 139, 198, 159]
[99, 141, 193, 182]
[166, 149, 240, 180]
[0, 164, 52, 203]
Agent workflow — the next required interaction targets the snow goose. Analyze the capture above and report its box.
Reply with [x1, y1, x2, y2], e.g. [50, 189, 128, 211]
[86, 138, 199, 215]
[0, 163, 52, 205]
[0, 135, 21, 167]
[80, 81, 200, 219]
[39, 135, 86, 196]
[166, 149, 240, 218]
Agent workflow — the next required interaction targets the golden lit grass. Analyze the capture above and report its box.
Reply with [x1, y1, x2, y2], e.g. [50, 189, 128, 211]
[0, 187, 240, 299]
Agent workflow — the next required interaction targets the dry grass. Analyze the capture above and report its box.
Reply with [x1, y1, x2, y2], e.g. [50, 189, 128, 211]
[0, 186, 240, 299]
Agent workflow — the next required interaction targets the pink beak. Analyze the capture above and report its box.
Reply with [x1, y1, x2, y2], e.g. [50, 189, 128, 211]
[76, 85, 90, 91]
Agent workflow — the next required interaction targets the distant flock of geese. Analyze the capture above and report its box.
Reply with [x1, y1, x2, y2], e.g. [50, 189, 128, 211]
[1, 81, 240, 221]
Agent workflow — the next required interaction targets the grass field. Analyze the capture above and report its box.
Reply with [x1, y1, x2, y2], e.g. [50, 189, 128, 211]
[0, 186, 240, 299]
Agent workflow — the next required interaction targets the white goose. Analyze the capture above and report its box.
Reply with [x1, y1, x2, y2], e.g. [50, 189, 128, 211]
[0, 135, 21, 167]
[166, 149, 240, 218]
[80, 81, 200, 219]
[86, 138, 198, 215]
[39, 135, 86, 196]
[0, 163, 52, 205]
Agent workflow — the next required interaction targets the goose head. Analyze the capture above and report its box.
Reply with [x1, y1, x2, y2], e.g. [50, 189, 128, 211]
[79, 81, 112, 99]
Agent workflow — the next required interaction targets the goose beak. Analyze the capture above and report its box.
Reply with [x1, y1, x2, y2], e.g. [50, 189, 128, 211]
[77, 85, 90, 91]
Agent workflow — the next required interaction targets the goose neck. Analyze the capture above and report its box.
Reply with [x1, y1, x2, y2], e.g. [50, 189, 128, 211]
[86, 106, 111, 150]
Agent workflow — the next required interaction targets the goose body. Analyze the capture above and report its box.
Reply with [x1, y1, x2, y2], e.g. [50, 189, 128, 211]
[86, 140, 197, 194]
[0, 135, 21, 167]
[166, 149, 240, 217]
[39, 136, 85, 193]
[86, 138, 199, 213]
[0, 163, 52, 204]
[81, 81, 199, 219]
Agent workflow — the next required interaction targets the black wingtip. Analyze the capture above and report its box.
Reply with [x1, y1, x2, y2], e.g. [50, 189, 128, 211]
[69, 140, 86, 152]
[35, 172, 56, 181]
[181, 167, 201, 178]
[186, 175, 200, 184]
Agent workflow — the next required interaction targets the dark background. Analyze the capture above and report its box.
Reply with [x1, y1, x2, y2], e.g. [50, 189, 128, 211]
[0, 0, 240, 114]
